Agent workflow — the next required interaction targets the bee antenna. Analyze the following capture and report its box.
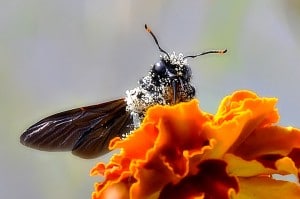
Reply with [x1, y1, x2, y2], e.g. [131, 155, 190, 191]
[183, 49, 227, 59]
[145, 24, 170, 59]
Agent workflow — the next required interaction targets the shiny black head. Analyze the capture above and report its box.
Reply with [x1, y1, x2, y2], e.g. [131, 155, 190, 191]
[151, 53, 192, 86]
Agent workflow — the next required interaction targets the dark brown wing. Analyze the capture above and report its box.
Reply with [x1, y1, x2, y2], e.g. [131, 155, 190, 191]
[20, 98, 132, 159]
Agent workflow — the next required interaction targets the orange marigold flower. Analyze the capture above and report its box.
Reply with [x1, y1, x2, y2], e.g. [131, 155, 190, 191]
[90, 90, 300, 199]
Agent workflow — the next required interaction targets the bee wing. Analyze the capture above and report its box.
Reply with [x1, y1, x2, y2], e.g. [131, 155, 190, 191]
[20, 98, 132, 159]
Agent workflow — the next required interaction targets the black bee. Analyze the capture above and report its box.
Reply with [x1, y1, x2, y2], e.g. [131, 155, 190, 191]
[20, 24, 226, 159]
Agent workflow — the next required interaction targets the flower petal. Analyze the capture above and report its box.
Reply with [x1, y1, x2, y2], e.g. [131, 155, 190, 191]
[214, 90, 279, 126]
[225, 154, 299, 179]
[203, 90, 279, 159]
[158, 160, 238, 199]
[225, 154, 275, 177]
[149, 100, 211, 176]
[235, 177, 300, 199]
[234, 126, 300, 161]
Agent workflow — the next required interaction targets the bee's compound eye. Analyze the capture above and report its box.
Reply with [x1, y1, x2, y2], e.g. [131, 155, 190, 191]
[153, 61, 166, 74]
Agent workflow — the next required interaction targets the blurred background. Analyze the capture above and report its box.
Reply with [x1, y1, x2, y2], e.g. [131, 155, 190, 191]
[1, 0, 300, 198]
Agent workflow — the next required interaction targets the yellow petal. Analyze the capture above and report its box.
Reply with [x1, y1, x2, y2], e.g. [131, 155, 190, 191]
[235, 177, 300, 199]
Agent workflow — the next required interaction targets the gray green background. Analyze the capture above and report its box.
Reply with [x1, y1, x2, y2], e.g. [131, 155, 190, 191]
[1, 0, 300, 198]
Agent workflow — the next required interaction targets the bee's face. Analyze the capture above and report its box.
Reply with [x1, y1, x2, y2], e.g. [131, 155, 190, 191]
[125, 52, 196, 125]
[151, 53, 192, 84]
